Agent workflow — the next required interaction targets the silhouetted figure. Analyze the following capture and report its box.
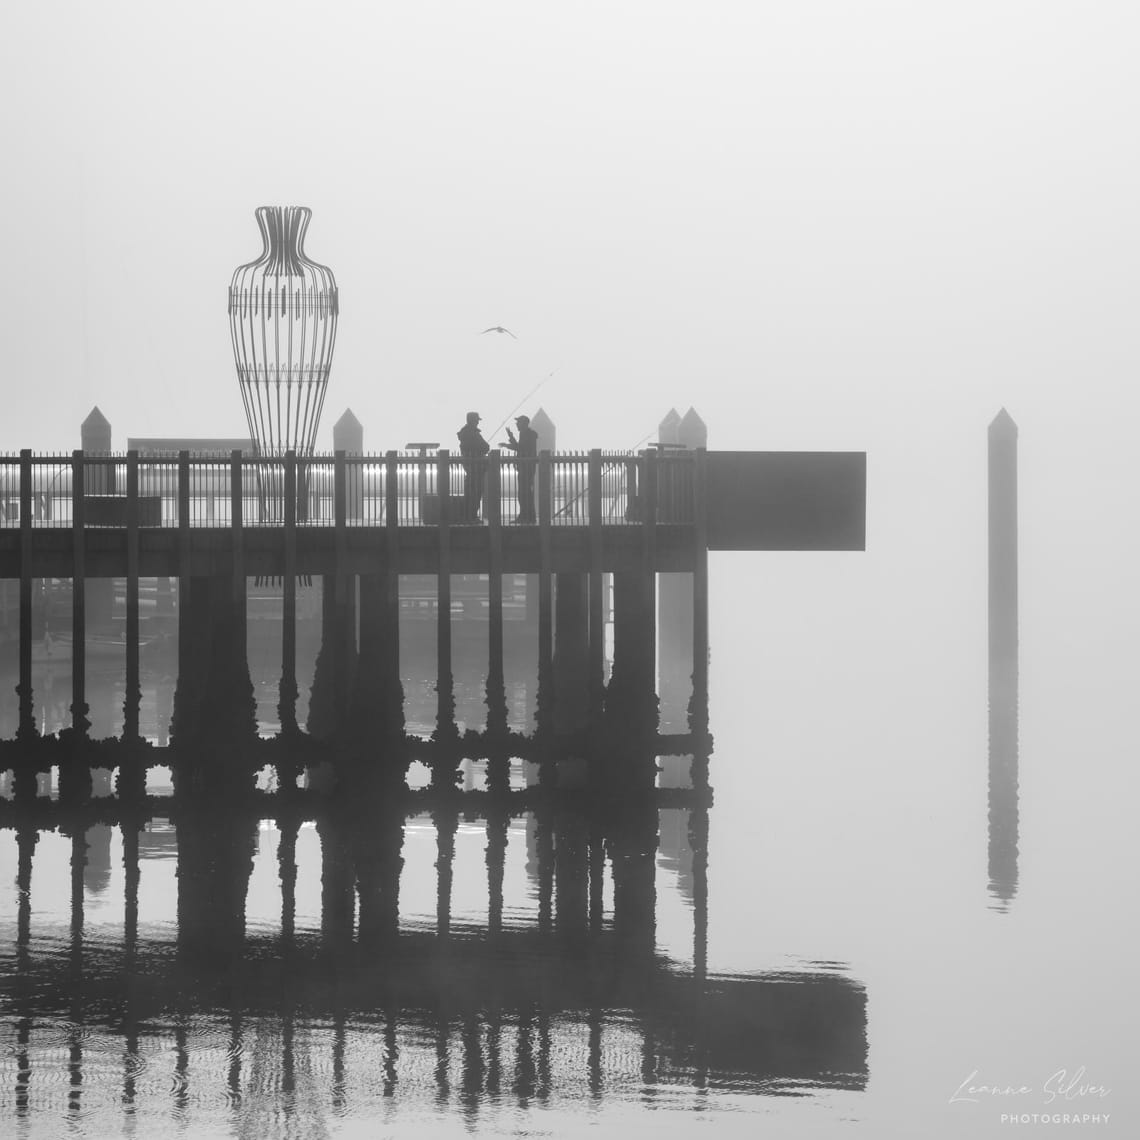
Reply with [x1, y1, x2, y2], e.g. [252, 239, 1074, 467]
[502, 414, 538, 523]
[457, 411, 490, 522]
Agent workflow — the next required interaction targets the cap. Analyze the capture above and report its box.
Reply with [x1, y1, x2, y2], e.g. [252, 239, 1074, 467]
[466, 411, 481, 424]
[515, 415, 530, 426]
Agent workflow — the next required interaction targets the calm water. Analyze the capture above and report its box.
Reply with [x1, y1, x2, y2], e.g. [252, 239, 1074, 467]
[0, 552, 1132, 1138]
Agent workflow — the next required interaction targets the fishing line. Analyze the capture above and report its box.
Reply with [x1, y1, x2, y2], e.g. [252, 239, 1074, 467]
[488, 368, 560, 440]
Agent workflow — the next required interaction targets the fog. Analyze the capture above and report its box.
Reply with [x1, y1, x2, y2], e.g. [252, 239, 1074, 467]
[2, 3, 1136, 449]
[1, 2, 1137, 1136]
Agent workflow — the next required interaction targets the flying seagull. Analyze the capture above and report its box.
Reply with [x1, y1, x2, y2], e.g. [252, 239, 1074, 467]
[481, 326, 518, 339]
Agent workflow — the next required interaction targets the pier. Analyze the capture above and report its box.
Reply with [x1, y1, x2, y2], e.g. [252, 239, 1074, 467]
[0, 444, 864, 793]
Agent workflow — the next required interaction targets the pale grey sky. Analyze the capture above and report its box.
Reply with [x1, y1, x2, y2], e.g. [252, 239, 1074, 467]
[2, 0, 1136, 461]
[3, 1, 1139, 661]
[1, 9, 1138, 1126]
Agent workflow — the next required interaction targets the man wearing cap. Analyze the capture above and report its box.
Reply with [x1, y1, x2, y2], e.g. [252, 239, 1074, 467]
[457, 411, 490, 521]
[502, 413, 539, 523]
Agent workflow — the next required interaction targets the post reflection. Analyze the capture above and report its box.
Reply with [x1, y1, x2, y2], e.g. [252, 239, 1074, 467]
[988, 409, 1019, 909]
[0, 785, 868, 1127]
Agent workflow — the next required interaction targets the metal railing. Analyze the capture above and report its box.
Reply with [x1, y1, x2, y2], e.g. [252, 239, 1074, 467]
[0, 449, 697, 529]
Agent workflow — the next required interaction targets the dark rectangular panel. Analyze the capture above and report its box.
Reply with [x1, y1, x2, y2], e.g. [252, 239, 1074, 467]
[706, 452, 866, 551]
[84, 495, 162, 527]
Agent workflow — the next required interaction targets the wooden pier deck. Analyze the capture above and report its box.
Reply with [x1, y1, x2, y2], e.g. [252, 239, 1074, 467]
[0, 445, 864, 780]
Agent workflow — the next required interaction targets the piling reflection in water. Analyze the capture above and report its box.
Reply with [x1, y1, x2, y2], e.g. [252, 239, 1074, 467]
[0, 779, 867, 1132]
[988, 409, 1019, 909]
[0, 550, 868, 1132]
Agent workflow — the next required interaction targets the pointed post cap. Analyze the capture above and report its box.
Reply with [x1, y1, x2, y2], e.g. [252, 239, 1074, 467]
[333, 407, 363, 452]
[678, 407, 708, 448]
[989, 407, 1018, 439]
[81, 406, 112, 451]
[530, 407, 556, 452]
[658, 408, 681, 446]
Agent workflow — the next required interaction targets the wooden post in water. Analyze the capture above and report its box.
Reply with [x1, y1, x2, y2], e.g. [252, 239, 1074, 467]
[177, 453, 190, 610]
[16, 828, 36, 954]
[80, 408, 113, 631]
[587, 450, 604, 732]
[355, 803, 404, 942]
[537, 450, 554, 755]
[553, 573, 590, 752]
[318, 821, 356, 947]
[486, 451, 507, 747]
[124, 450, 140, 742]
[280, 451, 298, 735]
[17, 450, 33, 740]
[70, 451, 88, 737]
[435, 809, 457, 938]
[525, 409, 556, 628]
[230, 452, 245, 660]
[485, 810, 508, 935]
[605, 452, 658, 784]
[554, 810, 589, 936]
[691, 447, 710, 787]
[277, 815, 299, 947]
[385, 450, 402, 734]
[435, 450, 456, 755]
[333, 450, 352, 725]
[333, 409, 364, 518]
[122, 820, 140, 958]
[658, 409, 706, 754]
[988, 409, 1018, 691]
[588, 820, 605, 934]
[641, 446, 658, 724]
[174, 452, 191, 752]
[69, 827, 87, 948]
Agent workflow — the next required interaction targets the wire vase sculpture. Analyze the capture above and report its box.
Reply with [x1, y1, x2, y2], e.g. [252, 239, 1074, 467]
[228, 206, 338, 523]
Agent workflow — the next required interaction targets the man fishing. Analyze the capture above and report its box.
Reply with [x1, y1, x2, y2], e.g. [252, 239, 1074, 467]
[501, 413, 539, 523]
[457, 411, 490, 521]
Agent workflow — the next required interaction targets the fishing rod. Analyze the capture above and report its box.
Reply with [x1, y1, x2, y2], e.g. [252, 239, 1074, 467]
[488, 368, 559, 441]
[552, 427, 661, 519]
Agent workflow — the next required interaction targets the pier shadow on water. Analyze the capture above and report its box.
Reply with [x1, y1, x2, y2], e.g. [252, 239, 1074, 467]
[0, 792, 867, 1137]
[0, 590, 867, 1136]
[0, 738, 868, 1135]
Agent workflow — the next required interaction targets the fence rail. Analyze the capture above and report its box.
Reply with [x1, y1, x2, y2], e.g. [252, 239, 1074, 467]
[0, 449, 697, 529]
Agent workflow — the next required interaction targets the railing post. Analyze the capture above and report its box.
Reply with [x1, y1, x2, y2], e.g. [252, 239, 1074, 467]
[70, 450, 88, 737]
[124, 450, 140, 743]
[17, 450, 34, 740]
[437, 449, 450, 527]
[385, 450, 399, 531]
[280, 451, 298, 735]
[587, 449, 604, 734]
[416, 446, 431, 523]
